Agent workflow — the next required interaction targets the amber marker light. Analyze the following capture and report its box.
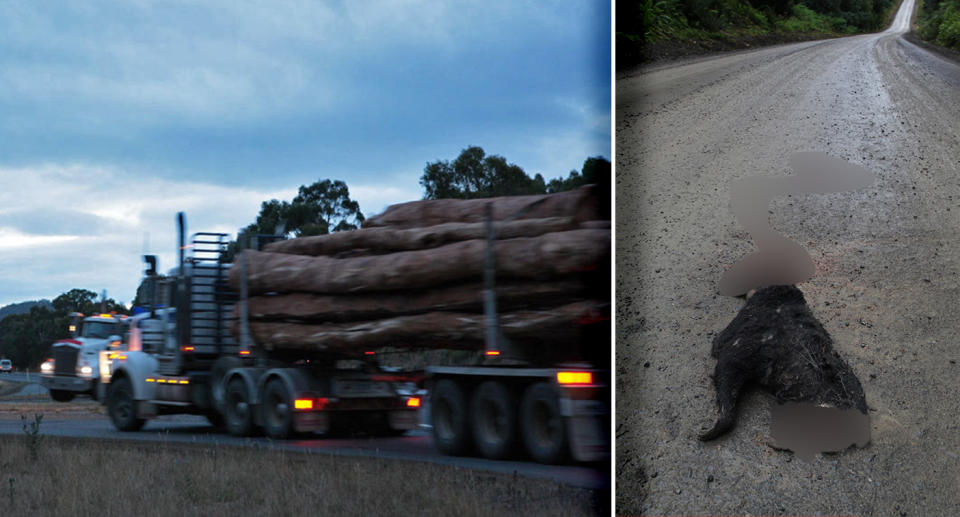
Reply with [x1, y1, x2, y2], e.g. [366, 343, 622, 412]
[181, 345, 195, 352]
[294, 399, 314, 410]
[556, 371, 593, 385]
[485, 350, 500, 356]
[406, 397, 421, 408]
[239, 350, 251, 356]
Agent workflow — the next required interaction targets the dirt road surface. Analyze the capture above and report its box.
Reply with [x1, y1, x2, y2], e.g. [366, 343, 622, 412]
[616, 0, 960, 514]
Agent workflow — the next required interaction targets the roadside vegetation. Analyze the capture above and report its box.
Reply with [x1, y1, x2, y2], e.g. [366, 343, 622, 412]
[917, 0, 960, 50]
[0, 434, 602, 516]
[618, 0, 898, 65]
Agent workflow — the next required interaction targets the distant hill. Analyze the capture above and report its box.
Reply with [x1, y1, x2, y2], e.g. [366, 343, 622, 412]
[0, 299, 53, 322]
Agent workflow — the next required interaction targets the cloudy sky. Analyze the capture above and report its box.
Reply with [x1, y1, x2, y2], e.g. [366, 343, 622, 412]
[0, 1, 611, 307]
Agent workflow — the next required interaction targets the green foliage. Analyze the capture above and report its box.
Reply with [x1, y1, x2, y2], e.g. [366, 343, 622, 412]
[546, 157, 612, 193]
[420, 147, 609, 201]
[917, 0, 960, 49]
[420, 146, 547, 200]
[231, 178, 364, 254]
[617, 0, 895, 51]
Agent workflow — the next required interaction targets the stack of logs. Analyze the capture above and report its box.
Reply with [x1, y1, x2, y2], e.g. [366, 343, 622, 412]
[228, 186, 610, 355]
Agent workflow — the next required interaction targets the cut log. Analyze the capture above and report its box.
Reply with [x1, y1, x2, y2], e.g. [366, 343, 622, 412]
[245, 301, 598, 352]
[231, 229, 610, 295]
[363, 186, 601, 229]
[263, 217, 577, 257]
[244, 280, 588, 322]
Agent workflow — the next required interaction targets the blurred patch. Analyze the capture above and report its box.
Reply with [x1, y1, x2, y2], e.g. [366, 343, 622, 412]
[719, 152, 875, 296]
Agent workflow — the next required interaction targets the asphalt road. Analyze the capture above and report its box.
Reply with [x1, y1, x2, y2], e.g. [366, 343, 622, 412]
[616, 0, 960, 514]
[0, 378, 608, 490]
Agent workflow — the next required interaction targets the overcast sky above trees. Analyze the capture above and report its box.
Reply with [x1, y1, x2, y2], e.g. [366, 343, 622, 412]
[0, 1, 610, 307]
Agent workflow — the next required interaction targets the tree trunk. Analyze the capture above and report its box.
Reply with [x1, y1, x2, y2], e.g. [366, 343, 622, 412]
[245, 301, 598, 352]
[231, 229, 609, 295]
[244, 279, 587, 322]
[363, 185, 601, 229]
[263, 217, 578, 257]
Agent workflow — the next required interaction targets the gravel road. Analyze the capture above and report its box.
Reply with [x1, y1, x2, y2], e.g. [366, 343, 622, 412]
[615, 0, 960, 514]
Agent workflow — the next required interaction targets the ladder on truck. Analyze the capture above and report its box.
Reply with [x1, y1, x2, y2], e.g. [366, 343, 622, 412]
[185, 232, 238, 358]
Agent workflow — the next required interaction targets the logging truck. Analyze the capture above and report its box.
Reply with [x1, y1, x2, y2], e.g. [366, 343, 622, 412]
[99, 214, 422, 438]
[101, 186, 609, 464]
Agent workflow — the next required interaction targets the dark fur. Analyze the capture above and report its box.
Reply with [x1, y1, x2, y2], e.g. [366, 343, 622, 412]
[700, 285, 868, 441]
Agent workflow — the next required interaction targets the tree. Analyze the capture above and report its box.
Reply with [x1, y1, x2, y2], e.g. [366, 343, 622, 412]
[289, 179, 365, 236]
[52, 289, 98, 314]
[546, 156, 612, 193]
[420, 146, 547, 200]
[225, 179, 364, 261]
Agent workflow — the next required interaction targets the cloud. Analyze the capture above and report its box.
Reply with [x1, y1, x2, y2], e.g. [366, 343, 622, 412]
[0, 162, 296, 305]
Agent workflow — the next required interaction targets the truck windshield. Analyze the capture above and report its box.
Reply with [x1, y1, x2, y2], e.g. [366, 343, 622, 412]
[81, 321, 119, 339]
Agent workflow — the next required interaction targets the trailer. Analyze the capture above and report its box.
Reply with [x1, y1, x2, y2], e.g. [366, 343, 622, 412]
[100, 214, 422, 438]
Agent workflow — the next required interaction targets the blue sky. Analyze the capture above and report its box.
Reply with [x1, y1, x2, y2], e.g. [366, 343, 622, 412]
[0, 1, 611, 307]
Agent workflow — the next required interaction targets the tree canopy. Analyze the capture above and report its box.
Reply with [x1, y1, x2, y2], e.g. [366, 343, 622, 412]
[420, 146, 548, 200]
[238, 179, 364, 244]
[420, 146, 610, 200]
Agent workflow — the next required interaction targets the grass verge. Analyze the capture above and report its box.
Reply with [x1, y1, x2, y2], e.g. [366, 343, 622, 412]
[0, 379, 26, 397]
[0, 435, 605, 516]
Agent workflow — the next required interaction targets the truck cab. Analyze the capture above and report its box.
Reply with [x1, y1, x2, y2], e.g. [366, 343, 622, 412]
[40, 312, 127, 402]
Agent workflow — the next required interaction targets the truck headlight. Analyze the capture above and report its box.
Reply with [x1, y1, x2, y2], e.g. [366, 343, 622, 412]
[80, 365, 93, 376]
[41, 360, 54, 373]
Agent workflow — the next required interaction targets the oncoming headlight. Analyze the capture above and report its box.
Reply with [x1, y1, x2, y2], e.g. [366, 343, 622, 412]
[79, 365, 93, 376]
[41, 360, 54, 373]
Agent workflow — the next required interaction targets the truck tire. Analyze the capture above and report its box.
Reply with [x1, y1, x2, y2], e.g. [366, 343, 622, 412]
[205, 411, 226, 429]
[520, 382, 568, 464]
[470, 380, 517, 460]
[209, 356, 243, 413]
[431, 379, 471, 456]
[224, 377, 256, 436]
[262, 378, 294, 439]
[108, 377, 146, 432]
[50, 390, 76, 402]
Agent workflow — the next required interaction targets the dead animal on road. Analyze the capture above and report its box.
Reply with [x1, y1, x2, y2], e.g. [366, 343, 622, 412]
[700, 285, 869, 452]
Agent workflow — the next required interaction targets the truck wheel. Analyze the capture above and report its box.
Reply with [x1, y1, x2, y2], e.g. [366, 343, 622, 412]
[471, 380, 517, 460]
[205, 411, 226, 429]
[431, 379, 471, 456]
[50, 390, 76, 402]
[224, 377, 255, 436]
[262, 379, 293, 439]
[520, 382, 568, 464]
[209, 356, 242, 413]
[108, 377, 146, 431]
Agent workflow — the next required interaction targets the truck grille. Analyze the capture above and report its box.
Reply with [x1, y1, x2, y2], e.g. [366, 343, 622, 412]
[53, 346, 78, 376]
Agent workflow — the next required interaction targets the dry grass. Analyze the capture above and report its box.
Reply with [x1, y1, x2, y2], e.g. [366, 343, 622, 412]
[0, 379, 26, 397]
[0, 435, 604, 517]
